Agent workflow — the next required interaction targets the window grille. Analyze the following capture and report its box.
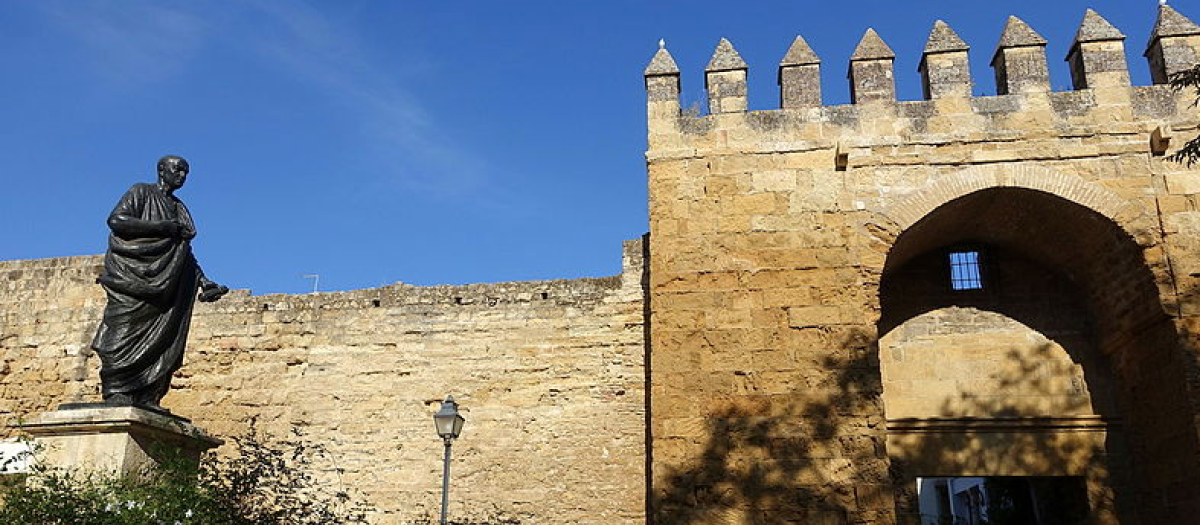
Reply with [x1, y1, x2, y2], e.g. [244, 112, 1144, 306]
[949, 251, 983, 290]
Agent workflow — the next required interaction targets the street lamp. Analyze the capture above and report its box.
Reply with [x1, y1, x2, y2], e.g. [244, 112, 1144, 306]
[434, 396, 465, 525]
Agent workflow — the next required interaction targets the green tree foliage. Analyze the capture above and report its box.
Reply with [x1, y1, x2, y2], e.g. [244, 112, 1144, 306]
[1169, 64, 1200, 166]
[0, 426, 372, 524]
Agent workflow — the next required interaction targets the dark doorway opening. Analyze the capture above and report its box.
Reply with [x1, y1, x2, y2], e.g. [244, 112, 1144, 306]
[916, 476, 1089, 525]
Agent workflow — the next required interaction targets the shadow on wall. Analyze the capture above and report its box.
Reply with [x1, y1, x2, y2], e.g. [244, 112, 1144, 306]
[887, 343, 1130, 525]
[649, 332, 1135, 525]
[651, 327, 889, 525]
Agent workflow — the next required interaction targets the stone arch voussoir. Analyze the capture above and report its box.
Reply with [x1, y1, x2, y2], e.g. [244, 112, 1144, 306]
[877, 164, 1155, 243]
[863, 163, 1176, 315]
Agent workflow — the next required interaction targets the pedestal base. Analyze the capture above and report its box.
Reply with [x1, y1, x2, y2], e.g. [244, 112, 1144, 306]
[14, 406, 222, 475]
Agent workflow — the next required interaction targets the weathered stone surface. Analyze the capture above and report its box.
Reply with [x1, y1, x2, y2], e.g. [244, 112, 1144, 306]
[780, 35, 820, 66]
[1149, 3, 1200, 46]
[0, 239, 648, 525]
[920, 21, 971, 100]
[995, 15, 1048, 51]
[851, 28, 895, 61]
[646, 10, 1200, 525]
[705, 38, 747, 72]
[991, 16, 1051, 94]
[1075, 9, 1126, 44]
[9, 9, 1200, 525]
[16, 405, 221, 475]
[923, 20, 969, 54]
[780, 36, 822, 108]
[704, 39, 749, 114]
[849, 29, 896, 104]
[644, 45, 679, 76]
[1145, 5, 1200, 84]
[1067, 10, 1131, 90]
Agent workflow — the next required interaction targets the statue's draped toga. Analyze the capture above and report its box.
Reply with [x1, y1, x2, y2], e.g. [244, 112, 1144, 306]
[91, 157, 225, 410]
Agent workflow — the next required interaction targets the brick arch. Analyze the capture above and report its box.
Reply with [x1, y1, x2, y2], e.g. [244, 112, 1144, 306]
[876, 164, 1155, 244]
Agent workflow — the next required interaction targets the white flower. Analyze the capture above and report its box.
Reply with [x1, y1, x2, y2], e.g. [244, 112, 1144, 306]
[185, 509, 194, 518]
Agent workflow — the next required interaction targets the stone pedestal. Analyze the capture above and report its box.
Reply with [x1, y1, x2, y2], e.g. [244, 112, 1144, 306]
[14, 405, 222, 475]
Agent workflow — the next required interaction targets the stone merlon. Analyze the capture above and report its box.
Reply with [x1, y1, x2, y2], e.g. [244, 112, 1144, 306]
[642, 8, 1199, 117]
[781, 35, 821, 66]
[705, 38, 749, 113]
[848, 29, 896, 103]
[705, 38, 748, 72]
[923, 20, 969, 55]
[919, 21, 971, 100]
[850, 28, 895, 62]
[1074, 8, 1125, 46]
[644, 41, 681, 122]
[1147, 3, 1200, 53]
[1144, 4, 1200, 83]
[779, 35, 822, 108]
[991, 15, 1047, 65]
[1067, 9, 1129, 90]
[644, 44, 679, 77]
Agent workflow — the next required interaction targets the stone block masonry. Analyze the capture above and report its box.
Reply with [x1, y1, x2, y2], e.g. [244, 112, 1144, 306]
[646, 5, 1200, 525]
[8, 6, 1200, 525]
[0, 238, 648, 525]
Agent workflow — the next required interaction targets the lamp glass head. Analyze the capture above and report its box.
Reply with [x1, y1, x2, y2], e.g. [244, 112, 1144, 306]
[434, 396, 466, 439]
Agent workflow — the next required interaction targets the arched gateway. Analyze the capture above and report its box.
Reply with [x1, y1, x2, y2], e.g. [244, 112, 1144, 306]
[868, 166, 1200, 524]
[645, 7, 1200, 524]
[12, 7, 1200, 525]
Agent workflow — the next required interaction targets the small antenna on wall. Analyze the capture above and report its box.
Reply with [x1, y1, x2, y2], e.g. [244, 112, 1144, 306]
[303, 274, 320, 294]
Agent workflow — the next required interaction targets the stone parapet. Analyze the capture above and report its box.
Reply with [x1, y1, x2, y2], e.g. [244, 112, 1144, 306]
[0, 238, 648, 524]
[645, 8, 1200, 152]
[644, 8, 1200, 524]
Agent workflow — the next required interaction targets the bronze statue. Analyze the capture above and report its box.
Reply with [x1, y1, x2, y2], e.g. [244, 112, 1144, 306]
[90, 155, 227, 412]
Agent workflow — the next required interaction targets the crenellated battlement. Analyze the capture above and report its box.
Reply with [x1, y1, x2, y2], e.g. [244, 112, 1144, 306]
[644, 5, 1200, 155]
[0, 236, 647, 314]
[644, 7, 1200, 524]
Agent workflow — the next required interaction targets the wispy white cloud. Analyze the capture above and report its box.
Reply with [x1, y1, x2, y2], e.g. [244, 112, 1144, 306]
[37, 0, 502, 200]
[242, 1, 491, 196]
[37, 0, 207, 83]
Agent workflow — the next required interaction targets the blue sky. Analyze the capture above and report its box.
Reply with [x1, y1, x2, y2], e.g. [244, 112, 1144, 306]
[0, 1, 1181, 294]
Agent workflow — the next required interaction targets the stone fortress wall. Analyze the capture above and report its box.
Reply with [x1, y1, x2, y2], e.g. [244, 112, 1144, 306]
[6, 5, 1200, 525]
[0, 239, 649, 525]
[645, 5, 1200, 525]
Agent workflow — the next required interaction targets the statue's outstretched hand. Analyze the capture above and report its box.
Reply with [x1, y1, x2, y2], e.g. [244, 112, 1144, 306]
[198, 281, 229, 302]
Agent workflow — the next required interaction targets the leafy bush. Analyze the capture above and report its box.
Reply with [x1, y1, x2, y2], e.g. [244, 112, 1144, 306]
[0, 426, 372, 524]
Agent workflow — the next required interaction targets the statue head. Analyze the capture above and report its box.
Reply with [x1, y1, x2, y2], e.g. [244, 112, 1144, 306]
[157, 155, 189, 191]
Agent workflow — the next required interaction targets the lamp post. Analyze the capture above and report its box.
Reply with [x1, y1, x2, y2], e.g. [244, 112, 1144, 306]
[433, 396, 465, 525]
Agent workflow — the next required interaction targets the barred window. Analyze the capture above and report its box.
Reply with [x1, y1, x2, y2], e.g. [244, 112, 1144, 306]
[949, 251, 983, 290]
